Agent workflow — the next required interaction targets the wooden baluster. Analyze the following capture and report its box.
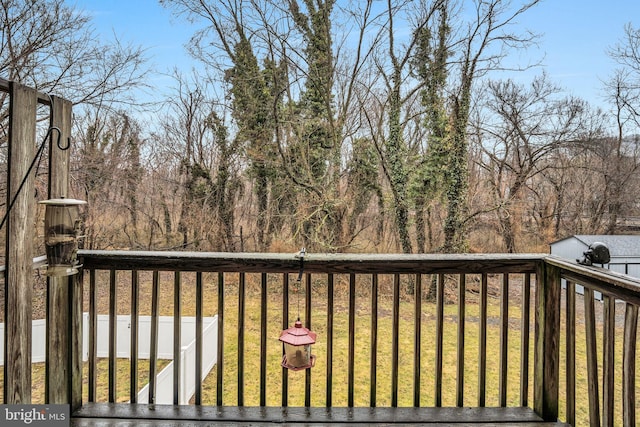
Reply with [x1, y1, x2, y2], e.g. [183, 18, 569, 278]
[565, 281, 576, 426]
[148, 271, 159, 404]
[88, 269, 97, 402]
[499, 274, 509, 407]
[281, 273, 289, 407]
[173, 271, 182, 404]
[194, 272, 203, 405]
[391, 274, 400, 407]
[348, 272, 356, 407]
[130, 271, 139, 403]
[521, 273, 532, 408]
[305, 272, 312, 407]
[326, 273, 334, 407]
[435, 274, 444, 407]
[108, 269, 118, 403]
[622, 303, 638, 427]
[602, 295, 615, 427]
[238, 272, 245, 406]
[457, 274, 466, 407]
[218, 272, 225, 406]
[370, 274, 379, 408]
[584, 288, 601, 427]
[258, 272, 266, 406]
[478, 273, 488, 407]
[414, 273, 422, 407]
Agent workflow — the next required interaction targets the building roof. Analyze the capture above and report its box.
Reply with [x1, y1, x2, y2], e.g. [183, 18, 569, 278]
[552, 235, 640, 257]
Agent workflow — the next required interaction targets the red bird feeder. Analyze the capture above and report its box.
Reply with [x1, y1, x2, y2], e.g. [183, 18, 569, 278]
[279, 319, 316, 371]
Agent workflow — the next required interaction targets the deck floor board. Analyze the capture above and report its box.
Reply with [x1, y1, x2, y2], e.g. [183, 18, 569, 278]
[72, 404, 569, 426]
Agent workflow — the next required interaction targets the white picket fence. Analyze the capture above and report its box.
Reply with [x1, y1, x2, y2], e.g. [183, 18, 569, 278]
[0, 314, 218, 405]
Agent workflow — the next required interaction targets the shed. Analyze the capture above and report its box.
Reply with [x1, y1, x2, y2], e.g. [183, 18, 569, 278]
[551, 235, 640, 300]
[550, 235, 640, 277]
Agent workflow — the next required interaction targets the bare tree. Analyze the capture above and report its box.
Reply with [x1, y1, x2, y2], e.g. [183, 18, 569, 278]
[590, 24, 640, 233]
[0, 0, 149, 109]
[0, 0, 150, 243]
[435, 0, 541, 253]
[161, 0, 392, 251]
[471, 74, 590, 252]
[72, 110, 145, 249]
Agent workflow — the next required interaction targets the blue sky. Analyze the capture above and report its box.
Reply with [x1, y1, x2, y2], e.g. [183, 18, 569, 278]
[508, 0, 639, 107]
[73, 0, 639, 109]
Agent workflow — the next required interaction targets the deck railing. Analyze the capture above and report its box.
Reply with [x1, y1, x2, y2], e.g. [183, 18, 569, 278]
[545, 256, 640, 427]
[77, 252, 551, 413]
[3, 250, 639, 426]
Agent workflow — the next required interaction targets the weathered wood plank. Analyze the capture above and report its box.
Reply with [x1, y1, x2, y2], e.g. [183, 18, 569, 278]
[4, 81, 37, 404]
[79, 250, 542, 274]
[72, 418, 568, 427]
[0, 77, 53, 104]
[72, 404, 569, 425]
[545, 255, 640, 306]
[48, 95, 71, 195]
[70, 272, 83, 409]
[534, 262, 561, 422]
[46, 95, 79, 408]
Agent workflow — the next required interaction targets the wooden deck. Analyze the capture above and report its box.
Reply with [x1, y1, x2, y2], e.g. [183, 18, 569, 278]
[72, 404, 569, 426]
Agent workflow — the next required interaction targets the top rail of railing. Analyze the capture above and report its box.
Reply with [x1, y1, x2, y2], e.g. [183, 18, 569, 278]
[0, 77, 53, 105]
[77, 250, 640, 306]
[545, 254, 640, 305]
[78, 250, 545, 275]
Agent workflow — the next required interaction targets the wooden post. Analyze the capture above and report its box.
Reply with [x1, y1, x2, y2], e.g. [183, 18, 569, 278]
[534, 261, 561, 421]
[45, 95, 82, 410]
[4, 82, 37, 404]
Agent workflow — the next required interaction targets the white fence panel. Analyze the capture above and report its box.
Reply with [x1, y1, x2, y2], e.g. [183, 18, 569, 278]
[137, 316, 218, 404]
[1, 314, 218, 405]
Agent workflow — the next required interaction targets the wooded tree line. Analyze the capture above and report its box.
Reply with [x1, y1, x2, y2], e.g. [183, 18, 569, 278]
[2, 0, 640, 255]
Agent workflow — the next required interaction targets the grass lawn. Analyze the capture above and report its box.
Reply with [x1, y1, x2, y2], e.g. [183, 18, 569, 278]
[0, 358, 169, 404]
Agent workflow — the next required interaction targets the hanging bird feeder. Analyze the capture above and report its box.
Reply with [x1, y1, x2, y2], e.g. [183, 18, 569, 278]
[279, 319, 317, 370]
[39, 197, 86, 276]
[279, 247, 317, 371]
